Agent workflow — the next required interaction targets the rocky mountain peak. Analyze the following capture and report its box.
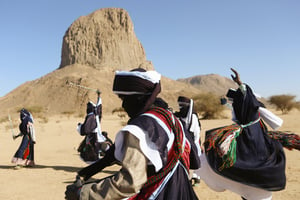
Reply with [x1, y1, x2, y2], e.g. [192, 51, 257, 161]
[59, 8, 153, 70]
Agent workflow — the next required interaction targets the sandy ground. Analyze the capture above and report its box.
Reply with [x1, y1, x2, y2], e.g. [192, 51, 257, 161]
[0, 110, 299, 200]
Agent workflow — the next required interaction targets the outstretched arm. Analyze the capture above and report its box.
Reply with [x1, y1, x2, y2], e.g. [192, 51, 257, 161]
[230, 68, 242, 85]
[77, 144, 117, 181]
[79, 133, 147, 200]
[230, 68, 247, 95]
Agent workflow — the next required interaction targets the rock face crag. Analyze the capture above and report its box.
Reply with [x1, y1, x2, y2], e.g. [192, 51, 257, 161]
[59, 8, 152, 70]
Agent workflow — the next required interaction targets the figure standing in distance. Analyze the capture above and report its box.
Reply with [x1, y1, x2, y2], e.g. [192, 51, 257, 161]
[65, 68, 201, 200]
[11, 108, 36, 169]
[77, 91, 112, 163]
[174, 96, 202, 185]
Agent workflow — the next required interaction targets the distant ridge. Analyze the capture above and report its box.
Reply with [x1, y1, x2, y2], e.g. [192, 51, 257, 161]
[177, 74, 237, 96]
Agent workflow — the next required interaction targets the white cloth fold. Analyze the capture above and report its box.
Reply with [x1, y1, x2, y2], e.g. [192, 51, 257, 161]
[196, 153, 272, 200]
[259, 107, 283, 130]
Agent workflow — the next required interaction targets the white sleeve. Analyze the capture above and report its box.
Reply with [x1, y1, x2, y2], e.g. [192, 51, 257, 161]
[189, 114, 201, 142]
[259, 107, 283, 130]
[189, 114, 202, 157]
[77, 124, 82, 135]
[28, 123, 36, 142]
[96, 115, 106, 142]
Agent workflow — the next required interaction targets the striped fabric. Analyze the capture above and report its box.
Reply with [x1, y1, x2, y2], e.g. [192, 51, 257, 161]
[126, 106, 192, 200]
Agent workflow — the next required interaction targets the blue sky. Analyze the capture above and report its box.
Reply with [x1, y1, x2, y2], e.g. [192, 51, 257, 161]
[0, 0, 299, 100]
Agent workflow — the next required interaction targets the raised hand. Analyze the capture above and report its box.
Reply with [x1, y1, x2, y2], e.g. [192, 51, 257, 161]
[230, 68, 242, 85]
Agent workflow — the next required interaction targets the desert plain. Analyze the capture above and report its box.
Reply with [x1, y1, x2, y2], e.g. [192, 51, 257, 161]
[0, 109, 299, 200]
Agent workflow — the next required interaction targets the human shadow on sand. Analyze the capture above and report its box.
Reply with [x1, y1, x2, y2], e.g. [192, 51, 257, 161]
[64, 174, 115, 184]
[34, 165, 117, 175]
[0, 164, 81, 172]
[0, 164, 117, 176]
[0, 164, 117, 173]
[33, 164, 83, 172]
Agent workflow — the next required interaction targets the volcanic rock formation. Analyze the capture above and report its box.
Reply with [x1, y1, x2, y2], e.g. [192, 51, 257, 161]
[60, 8, 153, 71]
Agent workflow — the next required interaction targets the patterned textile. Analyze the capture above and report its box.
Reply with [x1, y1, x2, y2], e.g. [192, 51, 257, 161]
[268, 131, 300, 150]
[205, 118, 300, 171]
[142, 107, 187, 188]
[204, 84, 286, 191]
[127, 106, 198, 200]
[260, 121, 300, 150]
[205, 124, 241, 170]
[205, 118, 260, 170]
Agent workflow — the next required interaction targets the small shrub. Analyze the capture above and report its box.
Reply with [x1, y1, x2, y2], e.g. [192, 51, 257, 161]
[14, 106, 48, 123]
[112, 107, 127, 119]
[269, 95, 298, 114]
[77, 112, 85, 118]
[17, 106, 43, 114]
[112, 107, 128, 124]
[38, 116, 49, 123]
[193, 92, 225, 119]
[61, 111, 75, 118]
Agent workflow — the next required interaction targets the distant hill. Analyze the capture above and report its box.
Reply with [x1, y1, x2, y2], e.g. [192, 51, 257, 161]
[0, 63, 204, 118]
[0, 66, 237, 120]
[177, 74, 236, 96]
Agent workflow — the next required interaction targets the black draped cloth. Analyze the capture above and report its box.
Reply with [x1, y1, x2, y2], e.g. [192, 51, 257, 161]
[205, 84, 286, 191]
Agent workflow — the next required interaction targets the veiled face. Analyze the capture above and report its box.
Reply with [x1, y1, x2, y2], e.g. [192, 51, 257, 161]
[86, 102, 94, 114]
[120, 94, 149, 118]
[178, 102, 189, 117]
[20, 109, 30, 121]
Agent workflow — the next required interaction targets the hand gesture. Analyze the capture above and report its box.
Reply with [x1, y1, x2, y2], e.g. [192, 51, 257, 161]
[230, 68, 242, 85]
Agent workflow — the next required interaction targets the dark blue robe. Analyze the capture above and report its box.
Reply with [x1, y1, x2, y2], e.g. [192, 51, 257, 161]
[205, 84, 286, 191]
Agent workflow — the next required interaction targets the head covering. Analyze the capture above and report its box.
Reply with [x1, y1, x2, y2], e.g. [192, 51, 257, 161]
[227, 85, 261, 124]
[86, 99, 102, 115]
[113, 68, 161, 95]
[178, 96, 191, 107]
[19, 108, 34, 133]
[86, 101, 96, 114]
[176, 96, 194, 129]
[20, 108, 33, 123]
[226, 88, 263, 103]
[113, 68, 161, 118]
[177, 96, 191, 117]
[226, 88, 237, 99]
[226, 85, 282, 129]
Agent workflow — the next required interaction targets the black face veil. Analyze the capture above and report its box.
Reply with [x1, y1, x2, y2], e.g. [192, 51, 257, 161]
[177, 96, 191, 118]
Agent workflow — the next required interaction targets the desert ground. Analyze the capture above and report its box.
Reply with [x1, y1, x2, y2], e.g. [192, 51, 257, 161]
[0, 109, 299, 200]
